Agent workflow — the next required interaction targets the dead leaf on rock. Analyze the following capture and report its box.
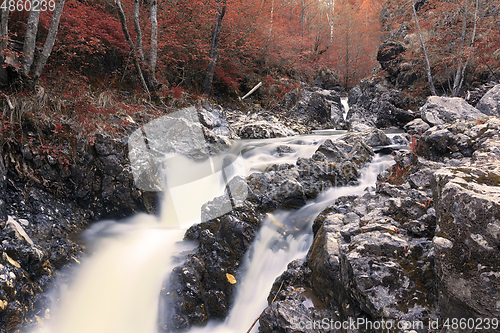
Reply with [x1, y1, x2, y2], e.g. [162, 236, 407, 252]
[226, 273, 236, 284]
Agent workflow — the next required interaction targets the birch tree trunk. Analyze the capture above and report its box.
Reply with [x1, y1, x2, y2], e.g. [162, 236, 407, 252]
[410, 0, 437, 96]
[149, 0, 158, 74]
[32, 0, 66, 81]
[115, 0, 150, 98]
[202, 0, 227, 95]
[22, 6, 41, 76]
[0, 7, 8, 50]
[452, 0, 469, 97]
[0, 8, 9, 85]
[301, 0, 305, 37]
[134, 0, 145, 63]
[269, 0, 274, 38]
[325, 0, 335, 43]
[454, 0, 479, 97]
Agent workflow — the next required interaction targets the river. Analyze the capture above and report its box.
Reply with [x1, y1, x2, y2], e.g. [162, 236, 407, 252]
[34, 103, 394, 333]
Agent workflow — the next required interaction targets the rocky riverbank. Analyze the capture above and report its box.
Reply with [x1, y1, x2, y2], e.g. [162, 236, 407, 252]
[256, 89, 500, 332]
[158, 84, 500, 332]
[2, 80, 500, 332]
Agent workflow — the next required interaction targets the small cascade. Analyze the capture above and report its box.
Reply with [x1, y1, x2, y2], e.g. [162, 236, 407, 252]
[341, 97, 349, 121]
[191, 154, 391, 333]
[33, 130, 392, 333]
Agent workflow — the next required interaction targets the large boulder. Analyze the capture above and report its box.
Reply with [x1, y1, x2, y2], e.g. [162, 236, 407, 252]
[304, 187, 437, 323]
[377, 41, 405, 78]
[416, 118, 496, 161]
[160, 205, 261, 331]
[476, 84, 500, 117]
[432, 117, 500, 318]
[230, 112, 298, 139]
[313, 68, 342, 91]
[420, 96, 486, 126]
[286, 88, 343, 130]
[404, 118, 430, 135]
[248, 137, 374, 209]
[340, 127, 392, 147]
[347, 78, 415, 130]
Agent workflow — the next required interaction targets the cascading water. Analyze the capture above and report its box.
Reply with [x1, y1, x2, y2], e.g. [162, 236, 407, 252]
[191, 153, 390, 333]
[33, 123, 393, 333]
[341, 97, 349, 121]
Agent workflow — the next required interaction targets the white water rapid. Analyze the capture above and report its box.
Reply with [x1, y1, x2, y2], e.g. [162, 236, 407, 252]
[34, 129, 393, 333]
[341, 97, 349, 121]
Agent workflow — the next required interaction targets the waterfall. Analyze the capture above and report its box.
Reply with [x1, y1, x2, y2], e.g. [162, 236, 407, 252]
[191, 153, 391, 333]
[341, 97, 349, 121]
[32, 127, 392, 333]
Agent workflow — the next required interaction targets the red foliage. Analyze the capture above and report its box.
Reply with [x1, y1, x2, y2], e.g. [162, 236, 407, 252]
[171, 86, 184, 99]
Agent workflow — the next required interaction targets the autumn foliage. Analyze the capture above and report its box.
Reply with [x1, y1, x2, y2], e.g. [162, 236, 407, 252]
[2, 0, 387, 96]
[382, 0, 500, 96]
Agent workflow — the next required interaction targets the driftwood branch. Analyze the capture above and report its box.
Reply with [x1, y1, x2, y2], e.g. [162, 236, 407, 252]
[240, 82, 262, 100]
[246, 280, 284, 333]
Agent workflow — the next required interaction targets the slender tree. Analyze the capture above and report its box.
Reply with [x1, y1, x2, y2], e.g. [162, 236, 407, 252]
[134, 0, 145, 62]
[32, 0, 67, 81]
[22, 5, 41, 76]
[410, 0, 437, 96]
[0, 7, 9, 85]
[452, 0, 479, 97]
[149, 0, 158, 75]
[115, 0, 150, 97]
[202, 0, 227, 95]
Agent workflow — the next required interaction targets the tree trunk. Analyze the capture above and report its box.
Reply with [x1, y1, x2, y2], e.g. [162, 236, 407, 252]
[202, 0, 227, 96]
[115, 0, 150, 98]
[410, 0, 437, 96]
[0, 7, 8, 48]
[452, 0, 469, 97]
[269, 0, 274, 38]
[134, 0, 144, 63]
[150, 0, 158, 74]
[301, 0, 305, 37]
[22, 6, 41, 76]
[32, 0, 66, 81]
[0, 8, 9, 85]
[454, 0, 480, 97]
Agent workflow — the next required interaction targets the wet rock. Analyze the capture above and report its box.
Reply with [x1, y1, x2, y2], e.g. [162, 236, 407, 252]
[476, 84, 500, 117]
[302, 188, 438, 328]
[286, 88, 341, 130]
[197, 102, 238, 139]
[404, 118, 430, 136]
[0, 180, 90, 331]
[315, 139, 373, 168]
[340, 128, 392, 147]
[231, 113, 297, 139]
[200, 176, 250, 222]
[420, 96, 486, 126]
[260, 260, 341, 333]
[274, 145, 295, 157]
[347, 77, 415, 130]
[391, 134, 411, 146]
[338, 231, 436, 321]
[248, 167, 306, 209]
[161, 206, 261, 331]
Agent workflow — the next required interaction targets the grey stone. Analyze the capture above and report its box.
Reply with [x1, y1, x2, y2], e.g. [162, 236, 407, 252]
[476, 84, 500, 117]
[420, 96, 486, 126]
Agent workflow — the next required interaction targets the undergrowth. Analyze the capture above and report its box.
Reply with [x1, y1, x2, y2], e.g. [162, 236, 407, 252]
[380, 133, 421, 186]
